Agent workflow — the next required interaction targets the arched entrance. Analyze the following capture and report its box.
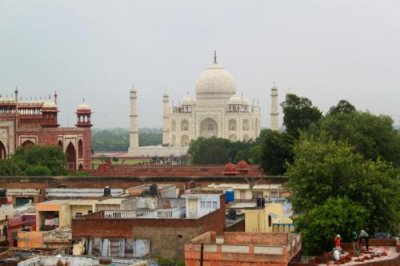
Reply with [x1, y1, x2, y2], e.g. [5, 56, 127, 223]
[0, 141, 6, 159]
[21, 140, 34, 149]
[65, 143, 76, 171]
[200, 118, 218, 138]
[57, 140, 63, 150]
[78, 139, 83, 158]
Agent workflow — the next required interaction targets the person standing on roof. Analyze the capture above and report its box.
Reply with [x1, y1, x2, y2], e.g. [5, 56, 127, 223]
[352, 231, 359, 254]
[359, 229, 369, 251]
[335, 234, 342, 252]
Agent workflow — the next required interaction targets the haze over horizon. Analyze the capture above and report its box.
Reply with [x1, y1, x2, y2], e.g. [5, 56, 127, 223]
[1, 0, 399, 128]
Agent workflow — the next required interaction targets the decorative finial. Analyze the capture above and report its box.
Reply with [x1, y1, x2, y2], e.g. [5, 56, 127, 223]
[131, 83, 136, 92]
[15, 87, 18, 94]
[54, 91, 58, 104]
[213, 50, 217, 64]
[83, 97, 85, 103]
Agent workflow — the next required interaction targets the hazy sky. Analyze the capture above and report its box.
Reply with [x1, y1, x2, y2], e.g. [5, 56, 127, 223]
[1, 0, 399, 128]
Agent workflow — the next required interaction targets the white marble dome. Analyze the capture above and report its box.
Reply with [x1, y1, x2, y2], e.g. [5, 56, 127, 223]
[42, 100, 57, 108]
[78, 102, 91, 110]
[181, 95, 193, 106]
[241, 97, 249, 106]
[195, 63, 236, 97]
[228, 94, 242, 105]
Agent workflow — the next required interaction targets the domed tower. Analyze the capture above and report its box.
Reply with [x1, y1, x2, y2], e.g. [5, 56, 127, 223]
[41, 100, 59, 128]
[195, 52, 236, 105]
[76, 101, 92, 128]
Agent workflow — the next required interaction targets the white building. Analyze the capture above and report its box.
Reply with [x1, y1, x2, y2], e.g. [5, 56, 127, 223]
[129, 54, 278, 157]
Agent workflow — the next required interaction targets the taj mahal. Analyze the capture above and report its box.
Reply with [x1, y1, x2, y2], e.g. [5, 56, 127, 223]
[128, 53, 279, 157]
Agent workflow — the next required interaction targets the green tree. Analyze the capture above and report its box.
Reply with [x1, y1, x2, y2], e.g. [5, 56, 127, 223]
[0, 159, 22, 176]
[25, 165, 52, 176]
[287, 132, 400, 233]
[13, 145, 67, 175]
[188, 137, 230, 164]
[327, 99, 356, 115]
[260, 130, 293, 175]
[295, 197, 367, 255]
[319, 111, 400, 167]
[281, 93, 322, 138]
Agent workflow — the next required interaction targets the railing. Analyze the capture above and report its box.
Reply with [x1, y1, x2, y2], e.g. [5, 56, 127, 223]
[103, 209, 153, 219]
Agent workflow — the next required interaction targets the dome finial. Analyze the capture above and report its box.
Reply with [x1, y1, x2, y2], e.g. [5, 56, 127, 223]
[213, 50, 217, 64]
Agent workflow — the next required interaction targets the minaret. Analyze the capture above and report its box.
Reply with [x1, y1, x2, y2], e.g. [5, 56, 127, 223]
[128, 85, 139, 155]
[270, 83, 279, 130]
[162, 93, 170, 146]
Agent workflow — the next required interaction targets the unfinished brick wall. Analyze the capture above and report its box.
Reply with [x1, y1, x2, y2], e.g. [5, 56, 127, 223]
[72, 194, 226, 260]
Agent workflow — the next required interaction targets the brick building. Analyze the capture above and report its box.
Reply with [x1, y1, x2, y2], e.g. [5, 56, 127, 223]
[0, 89, 92, 171]
[185, 231, 301, 266]
[72, 192, 226, 261]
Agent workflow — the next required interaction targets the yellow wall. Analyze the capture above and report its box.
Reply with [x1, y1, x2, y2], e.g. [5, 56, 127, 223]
[243, 203, 293, 233]
[70, 205, 94, 218]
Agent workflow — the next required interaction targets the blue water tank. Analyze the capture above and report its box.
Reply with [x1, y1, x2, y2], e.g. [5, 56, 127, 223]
[225, 190, 235, 203]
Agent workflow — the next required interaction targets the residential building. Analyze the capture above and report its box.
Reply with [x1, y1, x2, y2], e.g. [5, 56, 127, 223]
[185, 231, 301, 266]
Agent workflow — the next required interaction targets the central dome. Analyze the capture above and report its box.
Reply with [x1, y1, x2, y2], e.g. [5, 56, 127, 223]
[195, 62, 236, 98]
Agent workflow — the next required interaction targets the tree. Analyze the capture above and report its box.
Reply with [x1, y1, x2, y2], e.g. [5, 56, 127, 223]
[281, 93, 322, 138]
[295, 197, 367, 255]
[287, 132, 400, 234]
[327, 99, 356, 115]
[25, 165, 52, 176]
[0, 160, 22, 176]
[319, 111, 400, 167]
[13, 145, 67, 175]
[260, 130, 293, 175]
[188, 137, 230, 164]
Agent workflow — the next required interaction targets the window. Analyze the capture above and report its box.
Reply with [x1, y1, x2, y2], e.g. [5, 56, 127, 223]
[212, 201, 218, 209]
[206, 201, 211, 208]
[200, 201, 205, 208]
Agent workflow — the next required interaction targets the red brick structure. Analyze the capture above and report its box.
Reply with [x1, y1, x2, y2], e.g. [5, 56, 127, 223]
[0, 89, 92, 171]
[72, 194, 226, 260]
[93, 163, 263, 177]
[185, 231, 301, 266]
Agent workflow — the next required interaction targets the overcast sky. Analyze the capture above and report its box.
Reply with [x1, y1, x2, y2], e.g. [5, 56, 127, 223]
[1, 0, 399, 129]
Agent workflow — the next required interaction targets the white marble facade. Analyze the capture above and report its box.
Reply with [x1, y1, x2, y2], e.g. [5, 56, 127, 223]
[163, 56, 261, 148]
[129, 55, 261, 157]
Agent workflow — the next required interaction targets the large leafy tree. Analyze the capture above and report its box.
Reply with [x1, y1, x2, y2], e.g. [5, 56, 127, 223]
[188, 137, 231, 164]
[287, 132, 400, 235]
[260, 130, 293, 175]
[0, 160, 22, 176]
[188, 137, 258, 164]
[326, 99, 356, 115]
[13, 145, 67, 175]
[295, 197, 367, 255]
[281, 93, 322, 138]
[319, 111, 400, 167]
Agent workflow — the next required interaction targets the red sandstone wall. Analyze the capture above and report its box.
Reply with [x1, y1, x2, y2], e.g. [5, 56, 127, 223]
[93, 164, 263, 177]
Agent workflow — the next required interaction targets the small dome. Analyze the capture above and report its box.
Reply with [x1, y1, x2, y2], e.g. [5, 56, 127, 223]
[181, 95, 193, 106]
[236, 160, 249, 170]
[78, 102, 91, 110]
[42, 100, 57, 108]
[228, 94, 241, 105]
[224, 162, 237, 172]
[241, 97, 249, 106]
[195, 63, 236, 97]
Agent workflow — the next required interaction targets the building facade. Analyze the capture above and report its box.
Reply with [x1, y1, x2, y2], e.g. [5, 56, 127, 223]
[0, 89, 92, 171]
[129, 54, 269, 157]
